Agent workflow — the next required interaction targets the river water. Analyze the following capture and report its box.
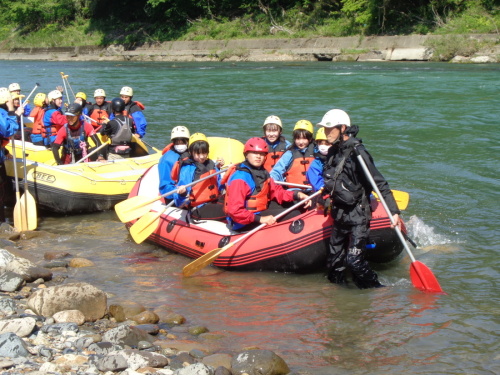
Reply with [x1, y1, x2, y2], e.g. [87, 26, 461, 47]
[1, 60, 499, 374]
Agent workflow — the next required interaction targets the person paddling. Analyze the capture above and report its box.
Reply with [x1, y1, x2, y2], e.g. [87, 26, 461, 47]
[261, 115, 290, 171]
[319, 109, 400, 289]
[100, 98, 136, 160]
[158, 126, 191, 201]
[171, 133, 225, 220]
[51, 103, 102, 165]
[270, 119, 315, 190]
[223, 137, 310, 231]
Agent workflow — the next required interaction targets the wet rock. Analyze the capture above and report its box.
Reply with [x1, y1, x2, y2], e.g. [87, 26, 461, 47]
[42, 260, 69, 269]
[214, 366, 233, 375]
[0, 332, 29, 358]
[154, 305, 186, 324]
[137, 340, 155, 350]
[202, 353, 232, 370]
[0, 250, 52, 282]
[27, 282, 107, 321]
[53, 309, 86, 325]
[69, 257, 95, 267]
[97, 349, 169, 371]
[41, 322, 79, 334]
[190, 348, 207, 358]
[44, 251, 71, 260]
[177, 363, 215, 375]
[0, 316, 36, 337]
[0, 271, 24, 292]
[156, 338, 210, 354]
[109, 300, 146, 322]
[132, 310, 159, 324]
[168, 351, 197, 370]
[231, 349, 290, 375]
[135, 323, 160, 335]
[0, 297, 17, 315]
[102, 324, 156, 346]
[188, 325, 208, 335]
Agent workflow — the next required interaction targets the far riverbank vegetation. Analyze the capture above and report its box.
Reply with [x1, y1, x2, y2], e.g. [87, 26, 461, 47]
[0, 0, 498, 57]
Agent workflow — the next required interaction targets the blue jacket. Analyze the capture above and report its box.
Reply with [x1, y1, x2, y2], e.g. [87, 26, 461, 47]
[0, 108, 20, 162]
[110, 102, 147, 137]
[306, 158, 325, 192]
[270, 144, 316, 183]
[158, 148, 187, 196]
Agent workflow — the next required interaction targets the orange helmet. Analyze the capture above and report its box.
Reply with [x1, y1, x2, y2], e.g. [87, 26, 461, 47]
[244, 137, 268, 153]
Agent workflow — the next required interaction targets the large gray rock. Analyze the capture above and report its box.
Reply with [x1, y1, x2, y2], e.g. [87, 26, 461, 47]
[0, 271, 24, 292]
[0, 332, 29, 358]
[101, 325, 155, 346]
[27, 282, 106, 321]
[176, 363, 214, 375]
[0, 298, 17, 315]
[231, 350, 290, 375]
[0, 249, 52, 282]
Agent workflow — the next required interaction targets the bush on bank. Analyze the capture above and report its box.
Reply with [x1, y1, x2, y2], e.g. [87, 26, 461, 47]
[0, 0, 498, 49]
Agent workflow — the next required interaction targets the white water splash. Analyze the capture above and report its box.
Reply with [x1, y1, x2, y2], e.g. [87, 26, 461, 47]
[406, 215, 457, 251]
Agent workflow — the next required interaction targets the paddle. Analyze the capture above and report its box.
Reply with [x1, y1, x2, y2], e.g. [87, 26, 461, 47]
[274, 180, 410, 210]
[138, 138, 160, 153]
[13, 83, 39, 231]
[74, 142, 108, 164]
[129, 201, 175, 244]
[182, 189, 323, 277]
[353, 146, 443, 293]
[115, 164, 234, 223]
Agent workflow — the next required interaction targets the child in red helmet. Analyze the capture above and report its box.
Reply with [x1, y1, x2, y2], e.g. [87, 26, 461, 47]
[223, 137, 310, 231]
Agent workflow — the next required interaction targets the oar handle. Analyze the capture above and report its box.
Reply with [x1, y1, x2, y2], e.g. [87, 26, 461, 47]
[22, 83, 40, 105]
[353, 146, 415, 263]
[274, 181, 312, 189]
[74, 142, 108, 164]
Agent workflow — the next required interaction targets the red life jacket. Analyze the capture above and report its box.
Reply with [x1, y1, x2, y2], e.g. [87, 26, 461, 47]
[30, 107, 46, 136]
[283, 143, 315, 186]
[262, 137, 287, 171]
[224, 163, 271, 213]
[162, 143, 173, 155]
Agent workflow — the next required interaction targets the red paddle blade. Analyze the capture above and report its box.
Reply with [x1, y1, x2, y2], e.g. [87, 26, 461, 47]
[410, 261, 444, 293]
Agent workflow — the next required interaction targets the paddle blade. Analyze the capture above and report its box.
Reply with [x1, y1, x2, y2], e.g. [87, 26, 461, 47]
[130, 209, 164, 244]
[115, 195, 156, 223]
[182, 242, 235, 277]
[13, 192, 37, 231]
[373, 190, 410, 211]
[410, 261, 444, 293]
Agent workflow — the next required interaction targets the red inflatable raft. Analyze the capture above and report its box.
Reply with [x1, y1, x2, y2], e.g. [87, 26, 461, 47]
[126, 164, 405, 273]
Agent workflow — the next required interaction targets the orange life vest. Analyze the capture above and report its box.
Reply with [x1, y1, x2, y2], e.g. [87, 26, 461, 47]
[162, 143, 173, 155]
[172, 159, 219, 207]
[89, 103, 110, 128]
[30, 107, 46, 136]
[224, 163, 271, 213]
[283, 143, 315, 186]
[262, 137, 287, 171]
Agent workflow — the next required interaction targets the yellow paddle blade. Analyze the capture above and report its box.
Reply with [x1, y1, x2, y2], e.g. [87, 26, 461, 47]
[13, 192, 37, 231]
[114, 195, 158, 223]
[130, 209, 164, 244]
[373, 189, 410, 211]
[182, 242, 236, 277]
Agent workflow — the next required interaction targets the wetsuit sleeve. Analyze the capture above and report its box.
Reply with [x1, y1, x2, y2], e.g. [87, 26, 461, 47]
[306, 158, 324, 192]
[268, 178, 295, 204]
[51, 143, 63, 165]
[225, 179, 256, 226]
[270, 150, 292, 182]
[357, 146, 400, 215]
[131, 111, 147, 138]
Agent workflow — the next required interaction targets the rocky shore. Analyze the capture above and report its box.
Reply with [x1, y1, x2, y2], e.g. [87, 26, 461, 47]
[0, 224, 294, 375]
[0, 34, 498, 63]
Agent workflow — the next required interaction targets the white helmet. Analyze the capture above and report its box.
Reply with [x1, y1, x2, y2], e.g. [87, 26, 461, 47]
[120, 86, 134, 96]
[94, 89, 106, 98]
[8, 83, 21, 92]
[263, 115, 282, 129]
[48, 90, 63, 101]
[0, 89, 11, 105]
[171, 126, 190, 141]
[317, 109, 351, 128]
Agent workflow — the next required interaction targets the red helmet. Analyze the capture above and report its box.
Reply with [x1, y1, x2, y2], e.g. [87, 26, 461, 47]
[244, 137, 268, 154]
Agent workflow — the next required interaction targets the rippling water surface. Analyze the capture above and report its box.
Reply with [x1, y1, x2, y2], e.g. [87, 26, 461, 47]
[1, 60, 499, 374]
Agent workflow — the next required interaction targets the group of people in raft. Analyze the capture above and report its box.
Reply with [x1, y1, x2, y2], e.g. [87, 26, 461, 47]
[159, 110, 402, 289]
[1, 83, 148, 164]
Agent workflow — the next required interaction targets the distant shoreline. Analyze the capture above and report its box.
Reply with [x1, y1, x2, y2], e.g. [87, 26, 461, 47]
[1, 34, 498, 63]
